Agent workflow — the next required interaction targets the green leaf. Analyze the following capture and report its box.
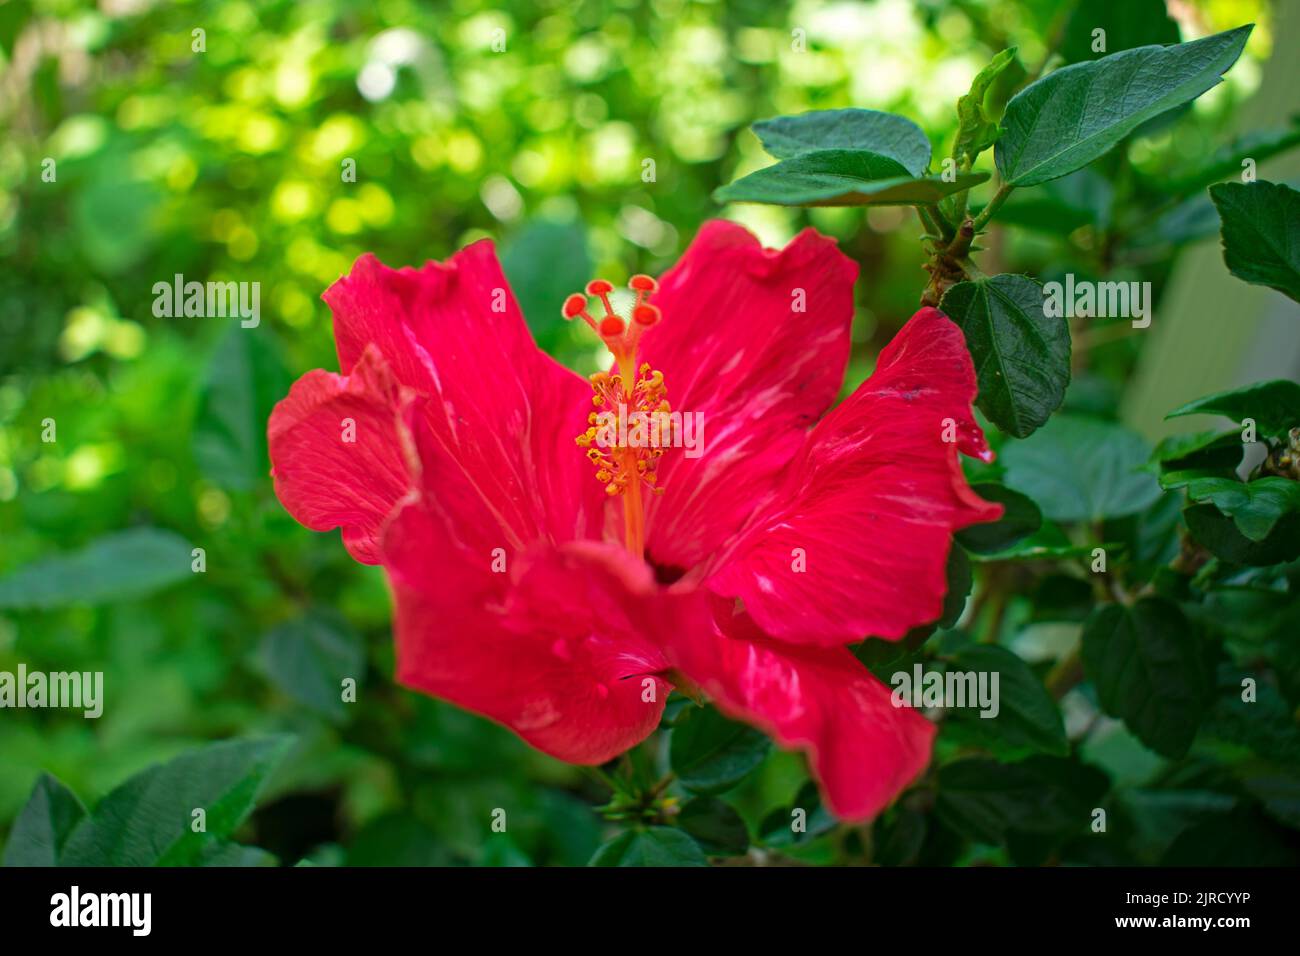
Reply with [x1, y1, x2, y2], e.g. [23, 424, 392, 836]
[1164, 123, 1300, 197]
[0, 527, 194, 610]
[588, 827, 708, 867]
[935, 757, 1107, 844]
[1159, 468, 1228, 491]
[938, 545, 972, 629]
[973, 520, 1111, 561]
[1184, 477, 1300, 541]
[2, 774, 86, 867]
[903, 544, 973, 643]
[758, 781, 837, 848]
[944, 645, 1068, 760]
[1209, 181, 1300, 303]
[1081, 599, 1212, 758]
[1149, 428, 1244, 475]
[192, 325, 290, 491]
[954, 48, 1027, 163]
[752, 108, 931, 175]
[500, 218, 592, 348]
[995, 169, 1113, 235]
[1184, 503, 1300, 566]
[260, 609, 365, 722]
[59, 736, 293, 866]
[1001, 414, 1161, 522]
[677, 796, 749, 856]
[196, 842, 279, 867]
[1166, 379, 1300, 436]
[345, 814, 450, 867]
[1125, 194, 1221, 249]
[941, 274, 1070, 438]
[1162, 808, 1298, 866]
[669, 706, 770, 794]
[996, 25, 1253, 187]
[715, 150, 988, 207]
[957, 483, 1044, 554]
[873, 807, 928, 866]
[1060, 0, 1180, 64]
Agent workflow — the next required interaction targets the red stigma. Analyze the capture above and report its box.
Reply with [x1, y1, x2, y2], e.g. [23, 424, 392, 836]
[562, 293, 588, 319]
[633, 304, 660, 326]
[599, 315, 625, 337]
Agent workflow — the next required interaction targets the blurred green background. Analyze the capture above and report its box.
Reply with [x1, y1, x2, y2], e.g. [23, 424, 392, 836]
[0, 0, 1294, 865]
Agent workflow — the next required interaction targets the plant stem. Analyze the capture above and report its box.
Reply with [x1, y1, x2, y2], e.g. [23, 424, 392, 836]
[916, 205, 943, 240]
[971, 182, 1014, 232]
[921, 203, 956, 241]
[948, 158, 975, 225]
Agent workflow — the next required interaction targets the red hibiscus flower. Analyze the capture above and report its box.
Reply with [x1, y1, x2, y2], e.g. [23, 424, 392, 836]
[268, 220, 1000, 821]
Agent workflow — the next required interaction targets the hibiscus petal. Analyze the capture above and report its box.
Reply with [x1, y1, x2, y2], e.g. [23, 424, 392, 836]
[268, 345, 412, 564]
[666, 604, 935, 822]
[383, 500, 671, 764]
[704, 307, 1002, 643]
[636, 220, 858, 574]
[324, 243, 605, 550]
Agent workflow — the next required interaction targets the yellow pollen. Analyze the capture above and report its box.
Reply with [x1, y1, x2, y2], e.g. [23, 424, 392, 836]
[562, 274, 673, 557]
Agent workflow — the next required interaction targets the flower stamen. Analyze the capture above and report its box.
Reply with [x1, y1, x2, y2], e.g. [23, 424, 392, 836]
[563, 274, 670, 557]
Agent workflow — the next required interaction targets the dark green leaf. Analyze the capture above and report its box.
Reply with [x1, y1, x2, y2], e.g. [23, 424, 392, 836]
[752, 108, 931, 175]
[345, 814, 450, 867]
[973, 520, 1110, 561]
[1002, 414, 1161, 522]
[715, 149, 988, 207]
[0, 527, 194, 610]
[677, 797, 749, 856]
[669, 706, 770, 794]
[898, 546, 971, 644]
[945, 645, 1068, 759]
[1164, 123, 1300, 197]
[2, 774, 86, 867]
[1209, 180, 1300, 303]
[588, 827, 708, 867]
[939, 546, 972, 629]
[1184, 504, 1300, 566]
[500, 218, 592, 348]
[1125, 194, 1220, 249]
[1081, 598, 1212, 758]
[1162, 808, 1298, 866]
[873, 807, 927, 866]
[192, 325, 290, 491]
[60, 736, 293, 866]
[196, 842, 279, 867]
[995, 169, 1113, 235]
[1166, 379, 1300, 436]
[941, 274, 1070, 437]
[1159, 468, 1229, 491]
[996, 25, 1252, 186]
[1060, 0, 1180, 64]
[1184, 476, 1300, 541]
[958, 483, 1043, 554]
[758, 781, 837, 848]
[1030, 575, 1095, 622]
[1149, 428, 1244, 475]
[935, 757, 1107, 844]
[261, 609, 365, 722]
